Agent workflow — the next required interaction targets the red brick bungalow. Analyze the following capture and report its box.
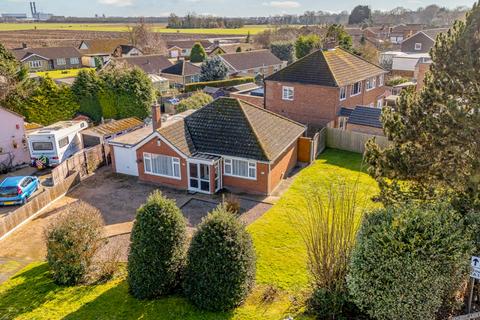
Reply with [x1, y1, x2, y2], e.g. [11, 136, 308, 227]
[110, 97, 306, 195]
[264, 47, 388, 129]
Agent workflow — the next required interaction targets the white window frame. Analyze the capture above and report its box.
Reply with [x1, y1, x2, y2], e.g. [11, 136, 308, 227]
[28, 60, 42, 68]
[377, 99, 383, 108]
[143, 152, 181, 180]
[339, 86, 346, 101]
[56, 58, 66, 65]
[70, 57, 79, 64]
[366, 77, 376, 91]
[350, 81, 362, 96]
[379, 74, 384, 87]
[414, 43, 422, 51]
[223, 157, 257, 180]
[282, 86, 294, 101]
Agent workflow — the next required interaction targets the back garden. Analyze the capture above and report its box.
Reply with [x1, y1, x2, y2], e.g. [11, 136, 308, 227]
[0, 149, 374, 319]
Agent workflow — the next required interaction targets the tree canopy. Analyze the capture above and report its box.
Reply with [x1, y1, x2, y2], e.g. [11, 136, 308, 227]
[189, 42, 207, 63]
[295, 34, 321, 59]
[348, 5, 372, 25]
[200, 56, 228, 82]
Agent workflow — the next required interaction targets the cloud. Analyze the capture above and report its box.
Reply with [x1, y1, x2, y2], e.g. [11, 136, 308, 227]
[262, 1, 300, 9]
[98, 0, 134, 7]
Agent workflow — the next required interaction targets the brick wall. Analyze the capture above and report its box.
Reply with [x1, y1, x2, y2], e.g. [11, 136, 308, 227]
[268, 141, 298, 193]
[222, 162, 269, 195]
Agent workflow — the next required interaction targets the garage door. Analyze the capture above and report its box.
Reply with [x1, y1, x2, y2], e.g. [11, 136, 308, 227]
[113, 146, 139, 176]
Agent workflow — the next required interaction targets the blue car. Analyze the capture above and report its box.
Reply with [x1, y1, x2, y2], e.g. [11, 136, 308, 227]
[0, 176, 40, 206]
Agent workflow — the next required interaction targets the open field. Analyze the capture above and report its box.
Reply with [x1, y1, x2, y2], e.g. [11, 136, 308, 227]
[0, 23, 270, 35]
[0, 149, 378, 319]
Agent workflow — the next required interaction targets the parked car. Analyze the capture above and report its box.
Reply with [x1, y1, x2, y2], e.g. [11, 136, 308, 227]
[0, 176, 39, 206]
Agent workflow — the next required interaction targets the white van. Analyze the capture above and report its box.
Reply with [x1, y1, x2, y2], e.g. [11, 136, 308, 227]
[27, 120, 88, 167]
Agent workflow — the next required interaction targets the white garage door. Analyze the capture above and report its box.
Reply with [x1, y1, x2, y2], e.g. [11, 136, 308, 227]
[114, 146, 139, 176]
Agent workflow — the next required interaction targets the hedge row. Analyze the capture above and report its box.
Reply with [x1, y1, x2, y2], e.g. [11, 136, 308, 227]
[184, 77, 255, 92]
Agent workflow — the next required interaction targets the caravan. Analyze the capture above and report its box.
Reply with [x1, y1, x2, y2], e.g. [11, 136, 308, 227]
[27, 120, 87, 167]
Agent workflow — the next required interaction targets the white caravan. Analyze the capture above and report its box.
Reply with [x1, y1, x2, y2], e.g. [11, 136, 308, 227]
[27, 120, 88, 167]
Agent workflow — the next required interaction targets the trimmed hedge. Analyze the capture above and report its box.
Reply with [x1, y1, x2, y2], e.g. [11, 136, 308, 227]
[128, 191, 188, 299]
[184, 205, 256, 311]
[184, 77, 255, 93]
[348, 202, 475, 320]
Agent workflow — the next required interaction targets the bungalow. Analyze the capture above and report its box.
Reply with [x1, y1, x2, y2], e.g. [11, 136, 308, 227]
[264, 47, 388, 128]
[0, 107, 29, 168]
[219, 50, 286, 78]
[114, 54, 173, 75]
[161, 60, 201, 87]
[109, 98, 306, 195]
[166, 40, 214, 58]
[78, 39, 142, 67]
[11, 46, 82, 72]
[337, 106, 384, 136]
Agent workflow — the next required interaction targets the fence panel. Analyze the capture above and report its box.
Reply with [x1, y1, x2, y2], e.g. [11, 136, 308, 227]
[325, 127, 391, 154]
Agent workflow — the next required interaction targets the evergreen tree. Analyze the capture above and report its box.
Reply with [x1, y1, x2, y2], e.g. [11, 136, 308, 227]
[200, 56, 228, 81]
[295, 34, 321, 59]
[365, 3, 480, 212]
[189, 42, 207, 63]
[270, 41, 295, 63]
[348, 5, 372, 25]
[71, 70, 103, 122]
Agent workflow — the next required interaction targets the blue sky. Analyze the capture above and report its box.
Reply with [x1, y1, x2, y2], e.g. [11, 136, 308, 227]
[0, 0, 475, 17]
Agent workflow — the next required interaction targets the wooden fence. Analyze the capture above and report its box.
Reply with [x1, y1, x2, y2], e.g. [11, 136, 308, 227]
[325, 127, 391, 154]
[51, 144, 108, 185]
[0, 172, 80, 240]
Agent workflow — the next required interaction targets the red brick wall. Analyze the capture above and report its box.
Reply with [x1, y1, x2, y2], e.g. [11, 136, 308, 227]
[265, 78, 387, 127]
[136, 137, 189, 190]
[268, 141, 298, 193]
[222, 162, 269, 195]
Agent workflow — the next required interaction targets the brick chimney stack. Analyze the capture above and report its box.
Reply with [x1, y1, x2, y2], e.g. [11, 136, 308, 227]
[152, 102, 161, 131]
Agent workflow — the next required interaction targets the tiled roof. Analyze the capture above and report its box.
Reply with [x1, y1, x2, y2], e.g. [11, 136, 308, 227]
[265, 48, 386, 87]
[12, 46, 82, 61]
[83, 117, 144, 136]
[420, 28, 449, 41]
[79, 39, 129, 55]
[162, 60, 201, 76]
[338, 107, 354, 117]
[220, 50, 283, 71]
[166, 40, 213, 50]
[347, 106, 382, 128]
[115, 55, 172, 74]
[158, 97, 305, 161]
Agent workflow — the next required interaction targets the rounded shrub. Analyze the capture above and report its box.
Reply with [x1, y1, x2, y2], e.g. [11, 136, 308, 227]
[45, 201, 105, 285]
[184, 205, 256, 311]
[347, 202, 475, 320]
[128, 190, 188, 299]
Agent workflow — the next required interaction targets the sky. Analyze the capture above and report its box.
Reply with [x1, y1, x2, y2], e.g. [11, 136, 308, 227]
[0, 0, 476, 18]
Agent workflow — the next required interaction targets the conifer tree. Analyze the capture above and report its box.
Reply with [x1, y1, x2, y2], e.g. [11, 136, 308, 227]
[189, 42, 207, 63]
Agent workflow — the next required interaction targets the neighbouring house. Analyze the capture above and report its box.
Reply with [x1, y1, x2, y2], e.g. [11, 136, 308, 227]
[114, 54, 172, 75]
[109, 98, 306, 195]
[391, 52, 431, 78]
[203, 86, 226, 99]
[166, 40, 214, 58]
[161, 60, 201, 87]
[400, 28, 448, 53]
[0, 107, 29, 168]
[81, 117, 145, 148]
[264, 47, 388, 129]
[388, 24, 424, 45]
[337, 106, 384, 136]
[78, 39, 142, 67]
[11, 46, 82, 72]
[219, 50, 286, 78]
[229, 86, 264, 108]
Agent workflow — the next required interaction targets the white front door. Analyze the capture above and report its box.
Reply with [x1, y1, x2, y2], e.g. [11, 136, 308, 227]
[188, 162, 211, 193]
[114, 146, 139, 176]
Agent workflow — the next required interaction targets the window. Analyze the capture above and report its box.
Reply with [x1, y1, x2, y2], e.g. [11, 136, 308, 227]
[143, 153, 181, 179]
[366, 77, 376, 91]
[414, 43, 422, 51]
[57, 58, 66, 65]
[282, 86, 294, 101]
[32, 142, 53, 151]
[351, 81, 362, 96]
[339, 86, 346, 100]
[70, 57, 79, 64]
[224, 158, 256, 180]
[379, 74, 384, 87]
[28, 60, 42, 68]
[377, 99, 383, 108]
[58, 137, 69, 148]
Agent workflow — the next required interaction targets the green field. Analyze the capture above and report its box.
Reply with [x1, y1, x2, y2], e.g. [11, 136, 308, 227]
[0, 149, 378, 319]
[0, 23, 271, 35]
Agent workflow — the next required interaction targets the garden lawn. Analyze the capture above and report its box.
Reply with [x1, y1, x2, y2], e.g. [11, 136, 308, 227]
[0, 149, 378, 319]
[36, 68, 95, 79]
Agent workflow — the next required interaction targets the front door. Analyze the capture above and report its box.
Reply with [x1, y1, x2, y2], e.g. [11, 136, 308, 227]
[189, 162, 210, 193]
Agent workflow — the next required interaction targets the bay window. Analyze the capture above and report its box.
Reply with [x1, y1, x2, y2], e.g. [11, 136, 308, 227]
[144, 153, 181, 179]
[224, 158, 256, 180]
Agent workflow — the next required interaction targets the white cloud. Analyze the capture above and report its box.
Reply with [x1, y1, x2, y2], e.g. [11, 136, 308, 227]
[98, 0, 134, 7]
[262, 1, 300, 9]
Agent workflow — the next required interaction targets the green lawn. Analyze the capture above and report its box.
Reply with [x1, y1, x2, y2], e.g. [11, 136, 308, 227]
[0, 149, 378, 319]
[36, 68, 95, 79]
[0, 23, 270, 35]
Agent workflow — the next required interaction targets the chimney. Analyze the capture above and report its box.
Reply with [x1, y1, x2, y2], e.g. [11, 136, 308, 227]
[22, 42, 27, 49]
[152, 102, 161, 131]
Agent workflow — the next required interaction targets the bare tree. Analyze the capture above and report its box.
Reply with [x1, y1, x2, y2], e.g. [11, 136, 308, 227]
[127, 18, 167, 55]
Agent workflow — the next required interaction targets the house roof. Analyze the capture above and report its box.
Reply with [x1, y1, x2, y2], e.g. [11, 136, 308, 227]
[338, 107, 354, 117]
[265, 47, 386, 87]
[347, 106, 382, 128]
[12, 46, 82, 61]
[162, 60, 201, 76]
[158, 97, 306, 162]
[166, 40, 213, 50]
[79, 39, 130, 55]
[82, 117, 144, 137]
[220, 50, 283, 71]
[115, 55, 172, 74]
[403, 28, 449, 43]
